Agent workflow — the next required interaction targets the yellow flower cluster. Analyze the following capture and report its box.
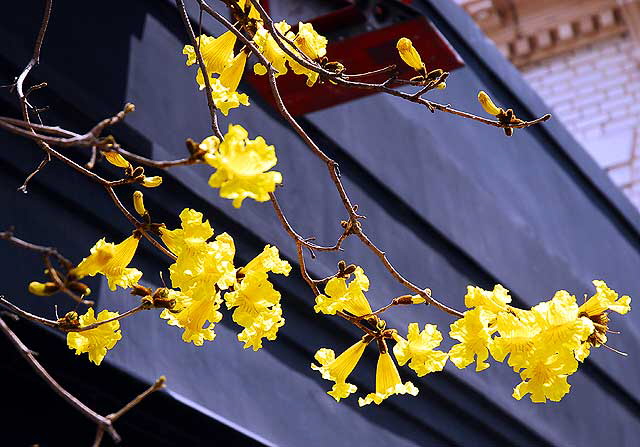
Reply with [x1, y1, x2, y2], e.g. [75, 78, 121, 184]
[450, 281, 631, 403]
[67, 308, 122, 365]
[252, 21, 328, 86]
[183, 31, 249, 115]
[201, 124, 282, 208]
[160, 208, 290, 348]
[312, 266, 447, 405]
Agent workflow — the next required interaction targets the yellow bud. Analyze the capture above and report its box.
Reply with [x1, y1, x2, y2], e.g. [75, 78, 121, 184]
[133, 191, 146, 216]
[436, 82, 446, 90]
[396, 37, 424, 71]
[103, 151, 131, 169]
[478, 91, 501, 116]
[410, 295, 426, 304]
[28, 281, 59, 296]
[142, 176, 163, 188]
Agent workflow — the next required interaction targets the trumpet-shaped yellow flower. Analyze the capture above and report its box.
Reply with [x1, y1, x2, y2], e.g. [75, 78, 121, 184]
[184, 32, 236, 86]
[490, 311, 539, 371]
[312, 337, 370, 401]
[512, 352, 577, 403]
[314, 266, 372, 316]
[531, 291, 594, 356]
[67, 308, 122, 365]
[225, 245, 291, 350]
[169, 232, 237, 296]
[465, 284, 511, 315]
[448, 308, 496, 371]
[206, 124, 282, 207]
[236, 0, 262, 20]
[289, 22, 328, 86]
[396, 37, 424, 71]
[393, 323, 448, 376]
[580, 280, 631, 317]
[253, 22, 293, 76]
[236, 303, 285, 351]
[160, 208, 213, 258]
[161, 289, 223, 346]
[71, 235, 142, 291]
[358, 351, 419, 406]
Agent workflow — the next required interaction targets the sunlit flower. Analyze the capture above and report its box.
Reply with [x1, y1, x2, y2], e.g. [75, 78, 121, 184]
[312, 337, 371, 401]
[396, 37, 424, 71]
[393, 323, 448, 376]
[225, 245, 291, 350]
[206, 124, 282, 207]
[464, 284, 511, 315]
[580, 280, 631, 317]
[160, 208, 213, 258]
[358, 351, 419, 406]
[314, 266, 372, 316]
[448, 308, 495, 371]
[71, 235, 142, 291]
[253, 22, 293, 76]
[184, 32, 236, 87]
[289, 22, 328, 86]
[67, 308, 122, 365]
[512, 352, 577, 403]
[530, 290, 594, 357]
[490, 311, 539, 370]
[160, 289, 223, 346]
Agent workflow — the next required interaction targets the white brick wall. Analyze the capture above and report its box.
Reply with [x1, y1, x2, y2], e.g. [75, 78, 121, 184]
[522, 36, 640, 208]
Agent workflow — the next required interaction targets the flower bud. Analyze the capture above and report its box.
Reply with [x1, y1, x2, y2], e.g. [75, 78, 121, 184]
[28, 281, 59, 296]
[133, 191, 146, 216]
[142, 176, 163, 188]
[478, 91, 501, 116]
[103, 151, 131, 168]
[396, 38, 424, 71]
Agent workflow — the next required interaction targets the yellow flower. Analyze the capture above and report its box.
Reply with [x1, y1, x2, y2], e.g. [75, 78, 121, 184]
[224, 245, 291, 350]
[490, 311, 539, 370]
[396, 37, 424, 71]
[531, 290, 594, 356]
[580, 280, 631, 317]
[208, 77, 250, 115]
[253, 22, 292, 76]
[67, 308, 122, 365]
[160, 208, 213, 258]
[312, 337, 370, 401]
[71, 235, 142, 291]
[160, 289, 223, 346]
[448, 308, 495, 371]
[289, 22, 328, 86]
[512, 352, 577, 403]
[478, 91, 502, 116]
[294, 22, 327, 61]
[464, 284, 511, 315]
[169, 232, 237, 296]
[184, 32, 236, 87]
[393, 323, 448, 376]
[314, 266, 372, 316]
[358, 351, 419, 406]
[206, 124, 282, 207]
[236, 0, 262, 20]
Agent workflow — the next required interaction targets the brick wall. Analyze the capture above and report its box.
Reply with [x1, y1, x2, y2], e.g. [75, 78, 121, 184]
[522, 35, 640, 207]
